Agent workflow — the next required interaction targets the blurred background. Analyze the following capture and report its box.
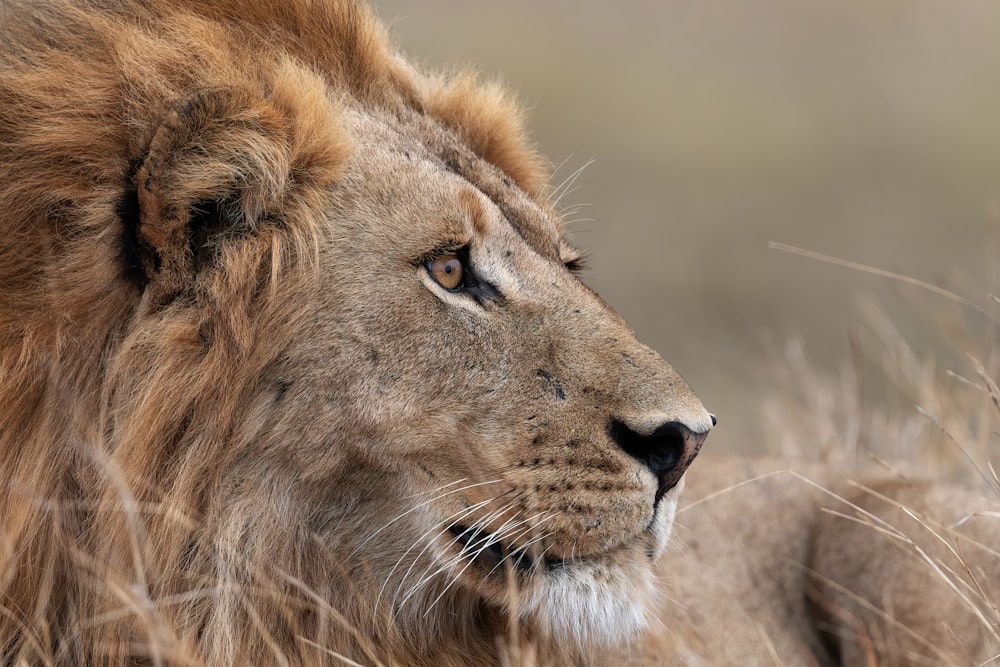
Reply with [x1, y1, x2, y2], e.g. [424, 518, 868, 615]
[371, 0, 1000, 459]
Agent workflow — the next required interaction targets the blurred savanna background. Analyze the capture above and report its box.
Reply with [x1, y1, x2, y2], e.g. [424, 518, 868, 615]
[371, 0, 1000, 469]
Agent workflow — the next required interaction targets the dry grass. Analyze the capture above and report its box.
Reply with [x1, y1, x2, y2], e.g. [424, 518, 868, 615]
[7, 283, 999, 666]
[3, 0, 997, 663]
[761, 245, 1000, 485]
[8, 259, 999, 665]
[755, 251, 1000, 665]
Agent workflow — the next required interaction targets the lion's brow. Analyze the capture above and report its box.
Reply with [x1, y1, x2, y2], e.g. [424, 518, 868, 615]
[442, 152, 559, 260]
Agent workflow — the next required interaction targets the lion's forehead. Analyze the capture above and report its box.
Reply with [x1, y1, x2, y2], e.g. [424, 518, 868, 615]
[339, 104, 563, 263]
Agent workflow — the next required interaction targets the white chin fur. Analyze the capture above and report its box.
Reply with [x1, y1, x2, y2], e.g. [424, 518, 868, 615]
[518, 483, 683, 647]
[518, 558, 656, 646]
[653, 476, 683, 554]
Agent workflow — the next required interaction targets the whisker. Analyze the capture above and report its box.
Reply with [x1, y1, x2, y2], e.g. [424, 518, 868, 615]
[402, 499, 513, 600]
[422, 511, 556, 615]
[487, 521, 553, 577]
[400, 500, 523, 612]
[389, 492, 524, 614]
[349, 479, 504, 557]
[380, 496, 504, 617]
[425, 514, 553, 619]
[550, 158, 595, 207]
[542, 152, 580, 194]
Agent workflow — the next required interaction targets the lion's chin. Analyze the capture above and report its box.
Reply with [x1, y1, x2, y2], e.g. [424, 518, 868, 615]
[515, 552, 658, 646]
[436, 486, 682, 647]
[518, 491, 679, 647]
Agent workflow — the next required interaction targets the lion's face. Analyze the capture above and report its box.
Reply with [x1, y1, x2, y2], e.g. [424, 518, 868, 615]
[252, 105, 714, 644]
[0, 2, 712, 660]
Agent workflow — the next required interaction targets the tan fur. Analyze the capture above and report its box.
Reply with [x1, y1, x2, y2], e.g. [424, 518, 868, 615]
[0, 1, 996, 665]
[622, 458, 1000, 666]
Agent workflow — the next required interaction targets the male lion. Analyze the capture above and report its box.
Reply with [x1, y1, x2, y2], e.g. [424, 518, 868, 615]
[0, 1, 996, 665]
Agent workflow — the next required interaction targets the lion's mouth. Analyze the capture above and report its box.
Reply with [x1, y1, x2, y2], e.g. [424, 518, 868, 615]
[447, 524, 564, 574]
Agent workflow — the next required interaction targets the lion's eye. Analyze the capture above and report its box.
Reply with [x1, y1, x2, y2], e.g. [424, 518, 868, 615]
[428, 254, 465, 290]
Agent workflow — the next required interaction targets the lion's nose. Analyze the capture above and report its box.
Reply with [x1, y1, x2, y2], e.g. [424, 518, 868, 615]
[609, 419, 710, 501]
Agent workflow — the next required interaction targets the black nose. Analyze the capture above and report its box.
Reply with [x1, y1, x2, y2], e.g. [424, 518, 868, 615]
[609, 419, 708, 501]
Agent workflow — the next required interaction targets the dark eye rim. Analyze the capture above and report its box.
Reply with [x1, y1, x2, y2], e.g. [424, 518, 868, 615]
[424, 245, 503, 304]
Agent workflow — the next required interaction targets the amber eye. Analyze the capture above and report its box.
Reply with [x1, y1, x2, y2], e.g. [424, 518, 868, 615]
[428, 254, 464, 290]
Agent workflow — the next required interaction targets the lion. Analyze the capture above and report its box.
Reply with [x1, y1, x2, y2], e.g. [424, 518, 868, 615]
[0, 0, 996, 665]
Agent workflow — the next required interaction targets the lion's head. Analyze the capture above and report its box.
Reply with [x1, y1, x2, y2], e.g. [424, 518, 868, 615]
[0, 1, 712, 663]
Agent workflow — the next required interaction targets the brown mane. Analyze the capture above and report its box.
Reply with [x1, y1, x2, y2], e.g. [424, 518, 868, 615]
[4, 3, 998, 666]
[0, 1, 547, 663]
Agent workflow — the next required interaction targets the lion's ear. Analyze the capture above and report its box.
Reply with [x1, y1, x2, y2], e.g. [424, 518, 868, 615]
[123, 74, 348, 289]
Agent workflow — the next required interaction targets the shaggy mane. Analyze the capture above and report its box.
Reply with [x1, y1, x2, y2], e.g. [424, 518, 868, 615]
[0, 1, 548, 663]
